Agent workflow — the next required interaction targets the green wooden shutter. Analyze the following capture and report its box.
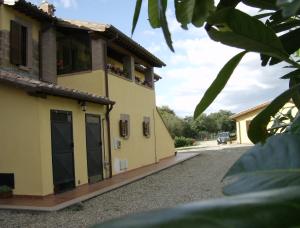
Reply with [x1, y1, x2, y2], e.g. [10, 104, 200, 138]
[10, 20, 22, 65]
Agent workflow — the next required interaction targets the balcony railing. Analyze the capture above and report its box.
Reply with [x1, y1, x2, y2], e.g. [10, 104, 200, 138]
[106, 64, 154, 89]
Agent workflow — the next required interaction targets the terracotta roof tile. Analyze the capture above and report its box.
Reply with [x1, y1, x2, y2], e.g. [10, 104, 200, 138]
[0, 70, 115, 105]
[230, 101, 271, 119]
[58, 19, 166, 68]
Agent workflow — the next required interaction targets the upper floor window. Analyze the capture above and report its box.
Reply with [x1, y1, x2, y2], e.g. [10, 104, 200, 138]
[57, 29, 91, 75]
[10, 21, 28, 67]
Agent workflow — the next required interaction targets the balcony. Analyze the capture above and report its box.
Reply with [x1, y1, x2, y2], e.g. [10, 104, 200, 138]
[106, 64, 154, 89]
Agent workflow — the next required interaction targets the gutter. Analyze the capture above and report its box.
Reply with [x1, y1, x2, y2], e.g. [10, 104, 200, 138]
[104, 40, 114, 178]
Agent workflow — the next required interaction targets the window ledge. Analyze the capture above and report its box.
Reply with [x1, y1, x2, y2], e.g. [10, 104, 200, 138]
[58, 70, 93, 77]
[135, 82, 154, 90]
[18, 65, 31, 72]
[109, 72, 133, 82]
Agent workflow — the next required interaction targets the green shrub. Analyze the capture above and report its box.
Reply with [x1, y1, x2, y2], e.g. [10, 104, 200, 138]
[174, 136, 194, 148]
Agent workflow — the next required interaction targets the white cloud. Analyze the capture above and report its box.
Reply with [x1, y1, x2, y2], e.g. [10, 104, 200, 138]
[156, 37, 290, 117]
[147, 43, 162, 54]
[143, 30, 156, 36]
[58, 0, 77, 8]
[152, 7, 290, 117]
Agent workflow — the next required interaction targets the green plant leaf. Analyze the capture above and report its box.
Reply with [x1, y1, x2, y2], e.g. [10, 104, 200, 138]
[223, 134, 300, 195]
[242, 0, 278, 10]
[277, 0, 300, 17]
[281, 69, 300, 79]
[160, 0, 174, 52]
[93, 187, 300, 228]
[253, 12, 274, 19]
[216, 0, 241, 10]
[148, 0, 161, 28]
[193, 51, 247, 119]
[175, 0, 195, 27]
[291, 116, 300, 134]
[131, 0, 142, 35]
[261, 28, 300, 66]
[148, 0, 174, 51]
[206, 8, 289, 61]
[271, 19, 300, 33]
[248, 84, 300, 144]
[289, 77, 300, 109]
[192, 0, 215, 27]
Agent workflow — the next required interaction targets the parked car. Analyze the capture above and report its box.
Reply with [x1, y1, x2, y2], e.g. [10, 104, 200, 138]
[217, 132, 230, 144]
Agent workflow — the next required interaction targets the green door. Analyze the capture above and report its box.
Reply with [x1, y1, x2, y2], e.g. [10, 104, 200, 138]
[86, 114, 103, 183]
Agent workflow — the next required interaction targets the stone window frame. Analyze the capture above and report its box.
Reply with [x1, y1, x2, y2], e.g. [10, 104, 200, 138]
[10, 18, 33, 70]
[143, 116, 151, 137]
[119, 114, 130, 139]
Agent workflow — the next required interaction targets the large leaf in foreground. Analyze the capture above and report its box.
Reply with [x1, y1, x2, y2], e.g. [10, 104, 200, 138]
[261, 27, 300, 66]
[248, 84, 300, 144]
[242, 0, 278, 10]
[277, 0, 300, 17]
[93, 187, 300, 228]
[191, 0, 215, 27]
[281, 69, 300, 79]
[193, 51, 247, 118]
[223, 134, 300, 195]
[206, 8, 289, 61]
[289, 76, 300, 109]
[148, 0, 174, 51]
[175, 0, 195, 28]
[131, 0, 142, 35]
[148, 0, 162, 28]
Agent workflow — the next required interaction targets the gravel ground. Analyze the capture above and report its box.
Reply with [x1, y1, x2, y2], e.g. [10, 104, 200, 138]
[0, 147, 248, 228]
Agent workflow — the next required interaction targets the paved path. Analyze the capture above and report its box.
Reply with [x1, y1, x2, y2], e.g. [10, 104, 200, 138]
[0, 147, 249, 228]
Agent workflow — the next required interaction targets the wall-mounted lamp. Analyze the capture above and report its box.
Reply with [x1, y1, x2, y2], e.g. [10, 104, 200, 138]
[79, 101, 87, 112]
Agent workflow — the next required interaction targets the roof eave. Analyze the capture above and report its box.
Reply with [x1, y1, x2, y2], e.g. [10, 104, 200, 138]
[6, 0, 57, 23]
[107, 25, 166, 67]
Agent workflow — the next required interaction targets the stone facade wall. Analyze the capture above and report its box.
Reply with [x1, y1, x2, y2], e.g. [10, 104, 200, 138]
[0, 29, 39, 80]
[91, 38, 105, 71]
[40, 27, 57, 83]
[0, 30, 10, 67]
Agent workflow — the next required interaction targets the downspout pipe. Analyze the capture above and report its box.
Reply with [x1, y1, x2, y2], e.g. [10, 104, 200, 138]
[105, 103, 114, 178]
[104, 33, 119, 178]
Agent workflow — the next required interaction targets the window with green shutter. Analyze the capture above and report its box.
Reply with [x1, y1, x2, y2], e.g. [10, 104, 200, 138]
[10, 20, 28, 66]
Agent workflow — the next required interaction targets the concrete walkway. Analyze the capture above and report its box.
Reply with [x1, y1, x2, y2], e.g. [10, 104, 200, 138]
[177, 141, 252, 153]
[0, 153, 198, 212]
[0, 147, 248, 228]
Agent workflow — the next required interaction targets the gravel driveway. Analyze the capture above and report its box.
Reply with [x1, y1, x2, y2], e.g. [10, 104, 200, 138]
[0, 147, 248, 228]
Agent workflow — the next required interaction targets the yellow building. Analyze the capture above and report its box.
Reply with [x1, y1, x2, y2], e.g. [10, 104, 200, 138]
[0, 1, 175, 196]
[231, 101, 298, 144]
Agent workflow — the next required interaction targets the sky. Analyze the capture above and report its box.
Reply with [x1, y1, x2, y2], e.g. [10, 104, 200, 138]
[29, 0, 291, 117]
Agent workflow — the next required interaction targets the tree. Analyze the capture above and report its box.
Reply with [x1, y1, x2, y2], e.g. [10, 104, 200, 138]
[96, 1, 300, 226]
[157, 106, 185, 138]
[210, 110, 235, 132]
[182, 116, 198, 139]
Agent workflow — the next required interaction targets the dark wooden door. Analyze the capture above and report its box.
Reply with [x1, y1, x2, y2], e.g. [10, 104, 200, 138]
[86, 114, 103, 183]
[51, 110, 75, 193]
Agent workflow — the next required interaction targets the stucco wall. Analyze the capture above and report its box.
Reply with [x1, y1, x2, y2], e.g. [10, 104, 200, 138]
[108, 73, 175, 175]
[0, 85, 43, 195]
[235, 111, 258, 144]
[154, 109, 175, 160]
[235, 101, 298, 144]
[57, 70, 106, 97]
[0, 84, 108, 196]
[38, 96, 108, 196]
[109, 74, 156, 174]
